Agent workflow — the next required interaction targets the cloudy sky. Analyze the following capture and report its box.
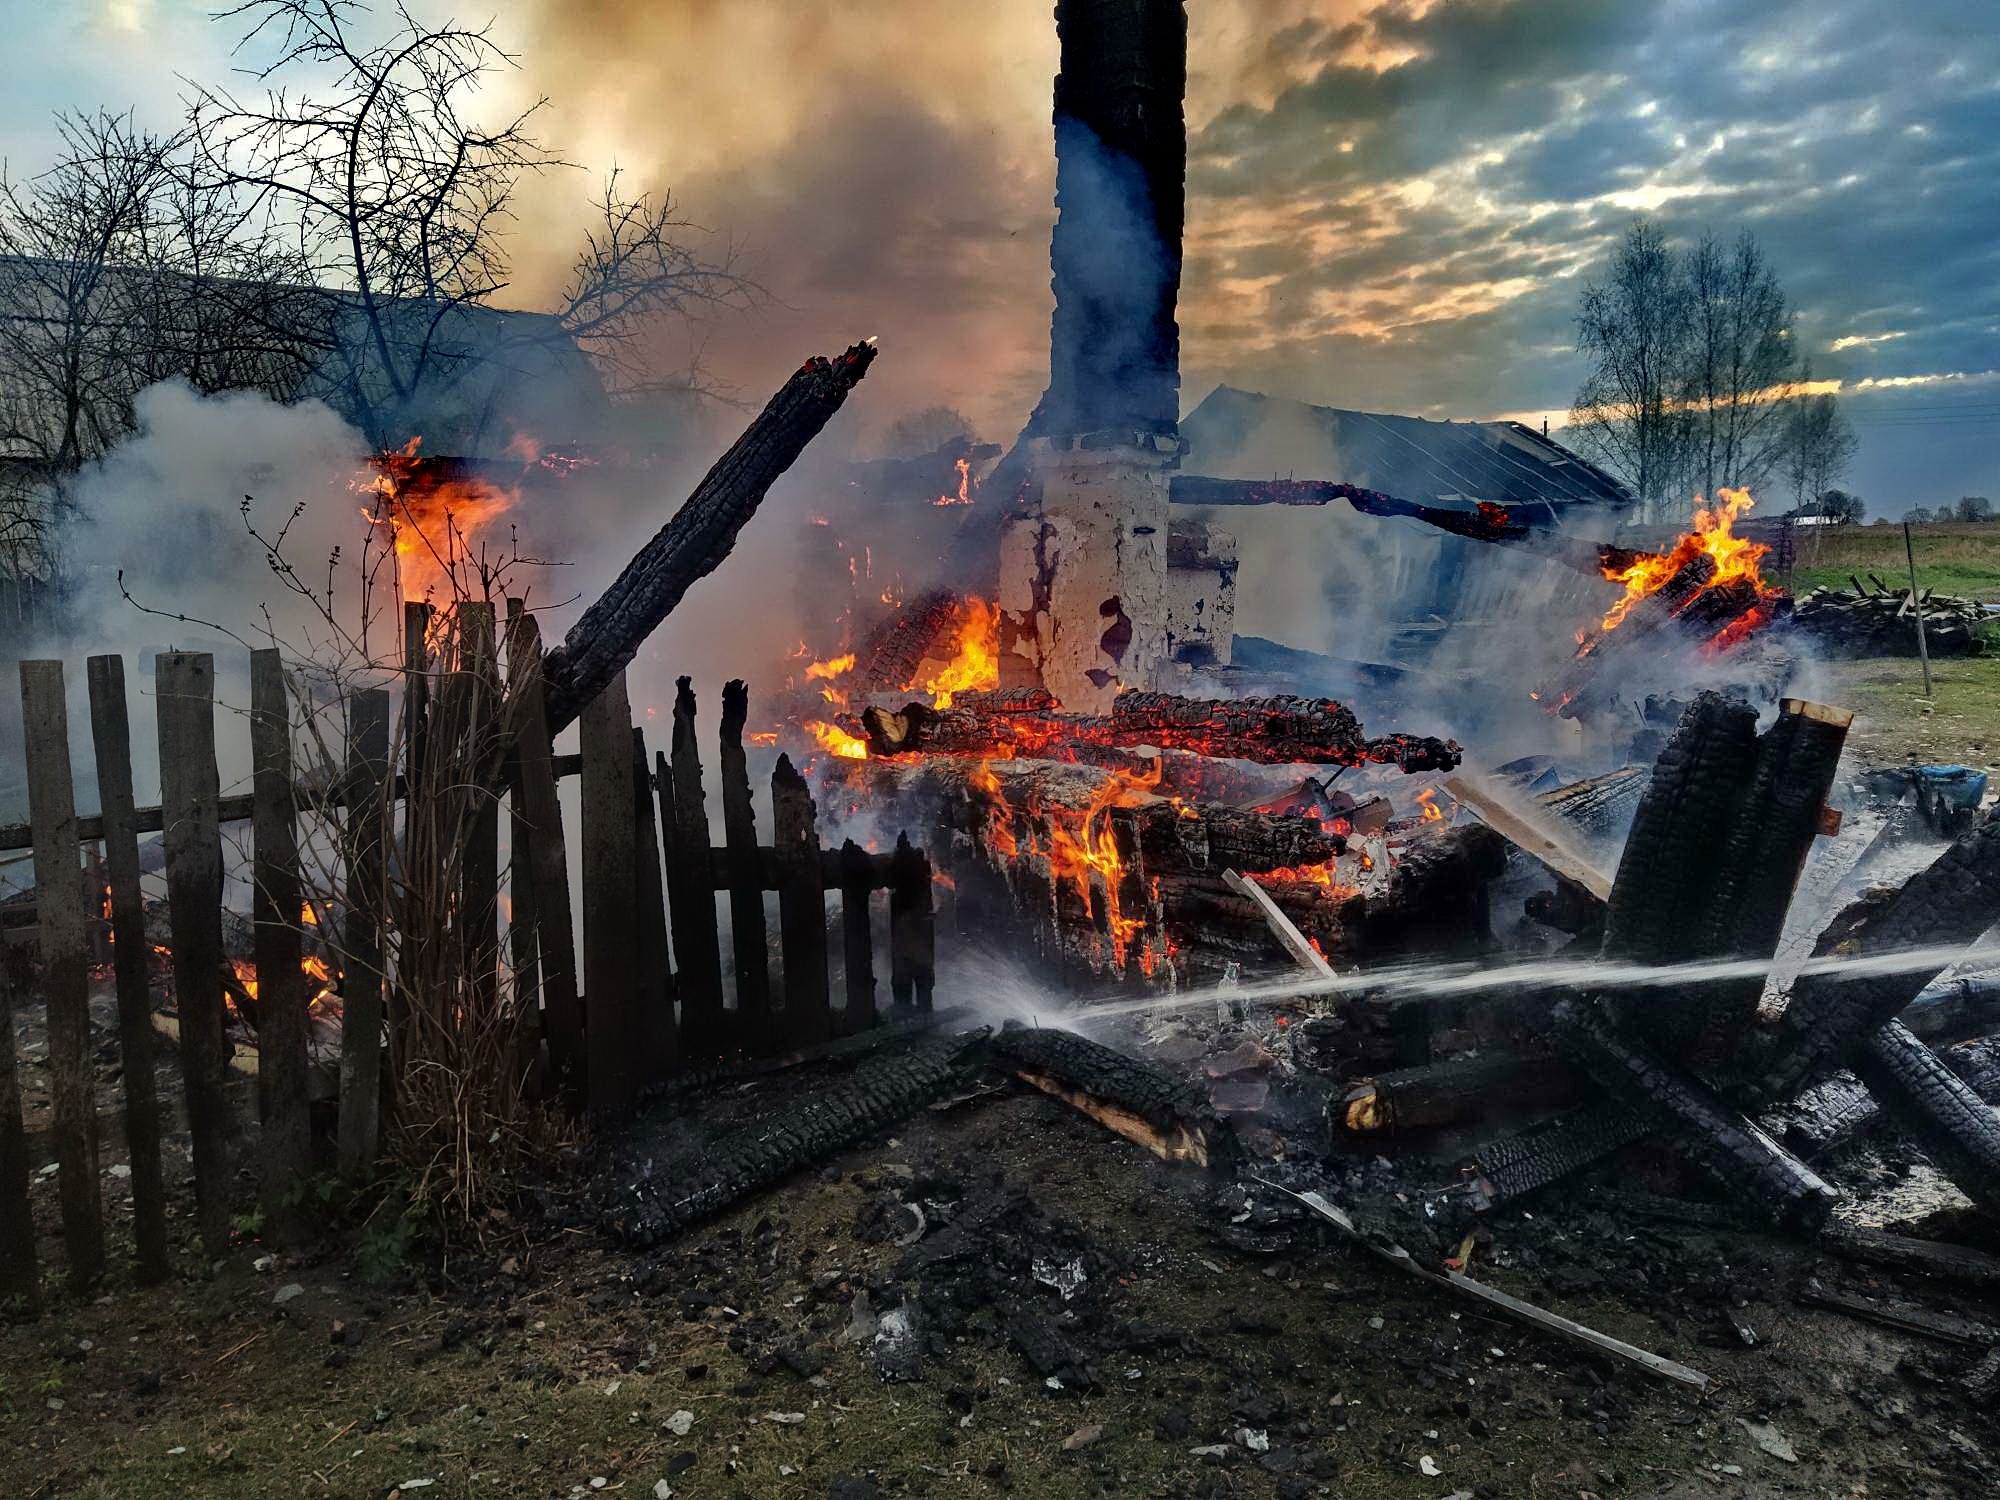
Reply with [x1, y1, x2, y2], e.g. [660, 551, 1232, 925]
[3, 0, 1996, 510]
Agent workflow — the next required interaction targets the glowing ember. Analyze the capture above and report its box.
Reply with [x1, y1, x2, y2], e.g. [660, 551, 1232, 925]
[1596, 487, 1778, 635]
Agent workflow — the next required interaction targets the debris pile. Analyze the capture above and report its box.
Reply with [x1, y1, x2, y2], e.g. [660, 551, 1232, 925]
[1793, 577, 1989, 657]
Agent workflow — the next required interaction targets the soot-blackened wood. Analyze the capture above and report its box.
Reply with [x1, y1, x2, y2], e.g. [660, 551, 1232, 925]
[889, 833, 936, 1012]
[630, 727, 678, 1079]
[1852, 1020, 2000, 1216]
[718, 681, 772, 1045]
[155, 652, 232, 1249]
[458, 603, 501, 1020]
[1553, 997, 1838, 1232]
[839, 840, 878, 1035]
[404, 600, 432, 804]
[21, 660, 102, 1288]
[541, 343, 878, 733]
[0, 947, 35, 1306]
[579, 674, 641, 1115]
[667, 679, 726, 1057]
[503, 602, 541, 1022]
[1758, 810, 2000, 1100]
[1678, 698, 1852, 1066]
[335, 688, 391, 1183]
[506, 613, 582, 1099]
[862, 688, 1461, 772]
[248, 649, 311, 1233]
[84, 655, 166, 1282]
[772, 755, 830, 1050]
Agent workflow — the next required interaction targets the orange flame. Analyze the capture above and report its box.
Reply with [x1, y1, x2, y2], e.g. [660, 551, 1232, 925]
[931, 456, 974, 507]
[916, 597, 1000, 709]
[1597, 487, 1774, 634]
[364, 438, 516, 604]
[1416, 786, 1444, 823]
[806, 720, 869, 760]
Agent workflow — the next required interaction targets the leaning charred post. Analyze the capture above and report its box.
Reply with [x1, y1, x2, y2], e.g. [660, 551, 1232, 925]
[861, 687, 1461, 771]
[543, 342, 878, 732]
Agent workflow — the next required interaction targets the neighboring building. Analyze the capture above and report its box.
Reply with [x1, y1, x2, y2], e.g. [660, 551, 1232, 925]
[1177, 385, 1636, 664]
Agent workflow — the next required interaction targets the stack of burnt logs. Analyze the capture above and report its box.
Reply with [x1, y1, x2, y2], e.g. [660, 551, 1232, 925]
[842, 688, 1491, 982]
[1418, 691, 2000, 1232]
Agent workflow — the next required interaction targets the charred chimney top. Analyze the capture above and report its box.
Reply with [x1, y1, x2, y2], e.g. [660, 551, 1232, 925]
[1034, 0, 1187, 444]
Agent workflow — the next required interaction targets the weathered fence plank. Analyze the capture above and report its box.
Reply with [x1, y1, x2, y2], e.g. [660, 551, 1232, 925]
[890, 833, 937, 1012]
[155, 652, 233, 1252]
[580, 673, 641, 1113]
[458, 603, 501, 1018]
[0, 925, 40, 1306]
[772, 755, 831, 1049]
[84, 654, 167, 1281]
[718, 681, 772, 1051]
[506, 614, 581, 1100]
[503, 601, 540, 1018]
[249, 649, 311, 1231]
[838, 839, 878, 1035]
[335, 688, 391, 1182]
[22, 660, 103, 1287]
[628, 729, 678, 1077]
[667, 678, 726, 1057]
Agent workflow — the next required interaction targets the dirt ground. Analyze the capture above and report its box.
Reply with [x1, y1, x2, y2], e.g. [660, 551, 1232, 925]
[2, 1070, 1996, 1500]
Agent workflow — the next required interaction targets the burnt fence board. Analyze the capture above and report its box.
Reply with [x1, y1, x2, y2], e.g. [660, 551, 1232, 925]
[249, 649, 312, 1233]
[335, 688, 392, 1183]
[718, 680, 773, 1047]
[839, 840, 878, 1035]
[83, 653, 168, 1282]
[458, 602, 501, 1020]
[580, 671, 641, 1114]
[506, 613, 582, 1099]
[0, 945, 37, 1305]
[772, 754, 831, 1049]
[631, 728, 678, 1078]
[667, 678, 726, 1057]
[155, 652, 232, 1254]
[503, 601, 541, 1022]
[889, 833, 937, 1012]
[20, 661, 103, 1289]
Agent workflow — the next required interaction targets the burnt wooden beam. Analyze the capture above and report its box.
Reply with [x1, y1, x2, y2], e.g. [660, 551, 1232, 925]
[541, 343, 878, 733]
[861, 686, 1461, 772]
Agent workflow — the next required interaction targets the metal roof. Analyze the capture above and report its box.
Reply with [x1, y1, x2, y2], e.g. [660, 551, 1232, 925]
[1181, 385, 1633, 511]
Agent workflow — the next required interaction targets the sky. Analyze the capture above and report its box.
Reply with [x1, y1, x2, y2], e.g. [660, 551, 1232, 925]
[1, 0, 1995, 514]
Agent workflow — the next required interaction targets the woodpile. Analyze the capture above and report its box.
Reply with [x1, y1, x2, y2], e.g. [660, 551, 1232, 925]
[1792, 576, 1987, 657]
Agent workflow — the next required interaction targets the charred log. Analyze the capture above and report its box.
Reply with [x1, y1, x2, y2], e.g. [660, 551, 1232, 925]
[1336, 1052, 1582, 1136]
[1849, 1020, 2000, 1216]
[1553, 998, 1839, 1232]
[1754, 808, 2000, 1100]
[987, 1025, 1236, 1168]
[853, 586, 969, 692]
[604, 1034, 977, 1247]
[861, 687, 1461, 772]
[543, 342, 877, 731]
[1439, 1101, 1652, 1219]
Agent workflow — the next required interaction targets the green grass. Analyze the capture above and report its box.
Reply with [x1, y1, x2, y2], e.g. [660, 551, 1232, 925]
[1822, 654, 2000, 768]
[1787, 521, 2000, 602]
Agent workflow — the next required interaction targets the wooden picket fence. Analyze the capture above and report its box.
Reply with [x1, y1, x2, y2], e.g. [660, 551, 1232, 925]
[0, 611, 934, 1300]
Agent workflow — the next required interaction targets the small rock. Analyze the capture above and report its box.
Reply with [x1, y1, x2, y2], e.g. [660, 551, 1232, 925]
[394, 1482, 434, 1493]
[652, 1484, 673, 1500]
[665, 1410, 695, 1437]
[252, 1255, 275, 1273]
[1419, 1456, 1442, 1478]
[1234, 1428, 1269, 1453]
[1061, 1423, 1103, 1452]
[1739, 1417, 1799, 1463]
[602, 1380, 622, 1397]
[763, 1411, 807, 1425]
[272, 1283, 305, 1307]
[1190, 1444, 1231, 1460]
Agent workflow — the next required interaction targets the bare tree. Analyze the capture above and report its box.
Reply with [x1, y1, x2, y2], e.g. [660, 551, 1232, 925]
[186, 0, 755, 448]
[1569, 220, 1692, 522]
[1782, 388, 1858, 512]
[1682, 230, 1797, 497]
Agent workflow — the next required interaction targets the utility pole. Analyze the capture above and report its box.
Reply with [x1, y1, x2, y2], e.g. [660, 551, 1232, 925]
[1904, 519, 1933, 698]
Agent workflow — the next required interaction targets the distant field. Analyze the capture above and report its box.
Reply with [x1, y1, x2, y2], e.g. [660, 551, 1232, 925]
[1786, 520, 2000, 602]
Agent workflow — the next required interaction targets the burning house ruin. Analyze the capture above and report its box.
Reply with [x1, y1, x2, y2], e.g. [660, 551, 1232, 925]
[6, 2, 2000, 1490]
